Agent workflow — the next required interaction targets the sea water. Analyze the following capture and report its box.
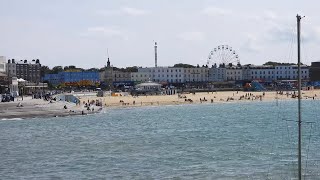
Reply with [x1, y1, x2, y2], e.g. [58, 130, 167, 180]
[1, 100, 320, 179]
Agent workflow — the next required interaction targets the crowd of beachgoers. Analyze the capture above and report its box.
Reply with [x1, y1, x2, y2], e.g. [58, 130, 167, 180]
[80, 90, 320, 108]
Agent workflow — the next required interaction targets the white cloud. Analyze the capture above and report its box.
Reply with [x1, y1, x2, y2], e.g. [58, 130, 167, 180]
[247, 10, 278, 24]
[96, 7, 148, 16]
[122, 7, 148, 16]
[80, 26, 128, 40]
[311, 26, 320, 41]
[263, 10, 278, 21]
[177, 31, 205, 41]
[95, 9, 120, 16]
[202, 7, 232, 16]
[87, 27, 121, 36]
[241, 34, 262, 53]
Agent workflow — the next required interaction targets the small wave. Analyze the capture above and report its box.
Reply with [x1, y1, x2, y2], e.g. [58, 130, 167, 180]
[1, 118, 24, 121]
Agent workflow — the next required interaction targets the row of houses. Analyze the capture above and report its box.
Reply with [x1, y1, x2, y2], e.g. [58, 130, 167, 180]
[0, 55, 315, 89]
[42, 59, 311, 87]
[131, 64, 309, 83]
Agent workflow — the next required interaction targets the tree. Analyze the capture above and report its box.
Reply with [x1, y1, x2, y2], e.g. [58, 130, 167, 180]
[99, 67, 105, 72]
[125, 66, 138, 72]
[52, 66, 64, 74]
[263, 61, 296, 66]
[86, 68, 99, 72]
[40, 66, 51, 77]
[64, 65, 76, 71]
[173, 63, 195, 68]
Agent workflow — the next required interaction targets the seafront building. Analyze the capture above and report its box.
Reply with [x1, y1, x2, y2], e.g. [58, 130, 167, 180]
[129, 63, 309, 84]
[242, 64, 309, 82]
[99, 58, 132, 87]
[43, 71, 100, 87]
[0, 56, 8, 93]
[7, 59, 41, 83]
[0, 56, 7, 74]
[184, 67, 209, 82]
[131, 67, 185, 83]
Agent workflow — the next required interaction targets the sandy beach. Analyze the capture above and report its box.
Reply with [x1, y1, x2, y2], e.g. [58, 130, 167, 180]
[80, 89, 320, 108]
[1, 90, 319, 119]
[0, 97, 98, 119]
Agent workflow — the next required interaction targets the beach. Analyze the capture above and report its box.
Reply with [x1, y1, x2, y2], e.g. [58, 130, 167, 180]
[1, 90, 319, 119]
[0, 97, 97, 119]
[80, 90, 320, 108]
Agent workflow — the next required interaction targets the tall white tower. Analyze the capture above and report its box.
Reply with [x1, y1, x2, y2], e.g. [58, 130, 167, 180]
[154, 42, 158, 67]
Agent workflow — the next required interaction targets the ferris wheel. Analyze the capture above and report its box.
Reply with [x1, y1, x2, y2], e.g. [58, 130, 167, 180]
[207, 45, 240, 66]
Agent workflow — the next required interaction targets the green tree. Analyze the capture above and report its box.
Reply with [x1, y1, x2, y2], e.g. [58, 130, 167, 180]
[86, 68, 99, 72]
[52, 66, 64, 74]
[40, 66, 51, 77]
[125, 66, 138, 72]
[173, 63, 195, 68]
[263, 61, 296, 66]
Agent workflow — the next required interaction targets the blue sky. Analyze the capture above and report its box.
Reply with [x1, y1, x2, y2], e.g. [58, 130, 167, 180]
[1, 0, 319, 68]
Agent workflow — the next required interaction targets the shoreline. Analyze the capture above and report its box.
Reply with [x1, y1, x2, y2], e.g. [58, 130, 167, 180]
[0, 98, 101, 120]
[1, 90, 319, 120]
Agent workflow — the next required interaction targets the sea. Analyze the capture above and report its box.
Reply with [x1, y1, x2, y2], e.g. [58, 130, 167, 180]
[1, 100, 320, 179]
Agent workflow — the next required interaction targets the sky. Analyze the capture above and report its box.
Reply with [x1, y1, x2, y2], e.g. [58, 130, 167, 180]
[1, 0, 320, 68]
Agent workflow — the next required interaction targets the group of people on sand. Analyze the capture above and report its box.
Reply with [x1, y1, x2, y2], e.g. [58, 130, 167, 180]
[199, 97, 207, 103]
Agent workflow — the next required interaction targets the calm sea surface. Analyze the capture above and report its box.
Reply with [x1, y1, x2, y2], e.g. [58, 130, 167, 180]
[1, 100, 320, 179]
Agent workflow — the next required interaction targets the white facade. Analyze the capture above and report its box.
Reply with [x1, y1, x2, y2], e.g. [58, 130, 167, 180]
[131, 67, 208, 83]
[209, 67, 226, 82]
[7, 61, 17, 77]
[226, 67, 243, 81]
[0, 56, 6, 73]
[131, 64, 310, 83]
[274, 65, 309, 80]
[243, 65, 276, 81]
[243, 65, 309, 81]
[131, 70, 153, 82]
[184, 67, 209, 82]
[131, 67, 185, 83]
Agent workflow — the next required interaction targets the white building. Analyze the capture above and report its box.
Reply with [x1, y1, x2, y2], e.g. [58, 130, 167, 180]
[7, 59, 17, 77]
[209, 66, 226, 82]
[242, 64, 309, 81]
[274, 65, 309, 80]
[226, 66, 243, 81]
[131, 69, 153, 82]
[243, 65, 275, 81]
[0, 56, 6, 73]
[183, 67, 209, 82]
[131, 64, 309, 84]
[131, 67, 185, 83]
